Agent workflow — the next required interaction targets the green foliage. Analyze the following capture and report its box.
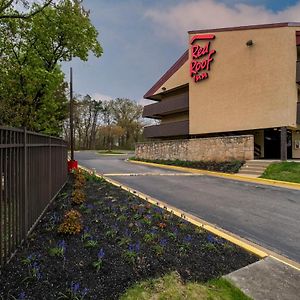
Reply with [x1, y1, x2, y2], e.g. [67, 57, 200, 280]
[0, 0, 103, 135]
[92, 259, 103, 273]
[123, 250, 137, 264]
[49, 247, 64, 258]
[260, 162, 300, 183]
[84, 240, 98, 249]
[120, 272, 251, 300]
[118, 237, 132, 247]
[143, 233, 156, 243]
[130, 158, 244, 174]
[0, 1, 53, 20]
[152, 244, 164, 256]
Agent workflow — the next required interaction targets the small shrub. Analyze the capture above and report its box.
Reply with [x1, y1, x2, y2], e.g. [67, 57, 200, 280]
[72, 189, 86, 205]
[73, 169, 86, 185]
[58, 209, 82, 235]
[74, 179, 85, 189]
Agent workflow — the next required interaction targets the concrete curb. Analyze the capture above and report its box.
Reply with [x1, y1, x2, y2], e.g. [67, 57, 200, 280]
[128, 160, 300, 191]
[79, 164, 300, 271]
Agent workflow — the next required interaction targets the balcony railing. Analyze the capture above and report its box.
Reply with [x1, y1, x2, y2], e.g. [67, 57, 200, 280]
[143, 120, 189, 138]
[143, 93, 189, 118]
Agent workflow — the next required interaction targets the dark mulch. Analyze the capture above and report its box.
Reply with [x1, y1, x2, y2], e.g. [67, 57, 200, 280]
[0, 174, 258, 300]
[131, 158, 244, 173]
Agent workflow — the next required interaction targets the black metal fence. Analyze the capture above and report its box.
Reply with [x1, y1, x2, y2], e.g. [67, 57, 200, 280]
[0, 126, 67, 267]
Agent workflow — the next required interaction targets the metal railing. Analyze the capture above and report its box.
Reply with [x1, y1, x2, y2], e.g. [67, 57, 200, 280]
[0, 126, 68, 267]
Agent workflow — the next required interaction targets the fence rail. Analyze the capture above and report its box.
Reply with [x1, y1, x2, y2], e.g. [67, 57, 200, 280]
[0, 126, 67, 267]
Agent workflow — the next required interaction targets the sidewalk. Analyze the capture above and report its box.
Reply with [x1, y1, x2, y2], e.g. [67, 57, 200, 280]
[225, 257, 300, 300]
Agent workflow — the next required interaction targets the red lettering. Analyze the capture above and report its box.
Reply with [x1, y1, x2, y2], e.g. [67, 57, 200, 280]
[206, 50, 216, 70]
[195, 72, 208, 82]
[191, 42, 210, 59]
[190, 35, 216, 83]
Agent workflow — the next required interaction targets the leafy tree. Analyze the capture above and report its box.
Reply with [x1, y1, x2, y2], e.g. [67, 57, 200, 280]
[110, 98, 144, 148]
[0, 0, 103, 135]
[65, 97, 144, 150]
[0, 0, 53, 20]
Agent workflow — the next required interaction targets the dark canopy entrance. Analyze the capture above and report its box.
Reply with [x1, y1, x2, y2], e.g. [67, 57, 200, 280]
[264, 129, 292, 159]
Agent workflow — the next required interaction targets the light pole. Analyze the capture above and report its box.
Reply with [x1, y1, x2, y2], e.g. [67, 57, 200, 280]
[67, 67, 78, 171]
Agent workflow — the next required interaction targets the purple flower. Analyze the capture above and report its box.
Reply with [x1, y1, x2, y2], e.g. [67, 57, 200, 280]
[153, 207, 163, 214]
[83, 227, 90, 234]
[151, 229, 157, 235]
[160, 239, 168, 247]
[71, 282, 80, 293]
[87, 204, 94, 210]
[124, 229, 131, 237]
[58, 240, 66, 251]
[128, 243, 140, 253]
[207, 234, 222, 244]
[31, 262, 42, 280]
[97, 248, 105, 260]
[81, 288, 89, 297]
[183, 235, 192, 244]
[18, 291, 26, 300]
[135, 242, 140, 252]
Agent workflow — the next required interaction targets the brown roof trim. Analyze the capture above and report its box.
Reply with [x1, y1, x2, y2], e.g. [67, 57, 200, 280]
[144, 50, 188, 100]
[188, 22, 300, 34]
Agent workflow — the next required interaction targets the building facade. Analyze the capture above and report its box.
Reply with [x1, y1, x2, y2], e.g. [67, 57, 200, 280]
[142, 22, 300, 160]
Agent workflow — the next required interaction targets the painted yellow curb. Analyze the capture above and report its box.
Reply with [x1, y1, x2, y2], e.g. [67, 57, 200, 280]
[128, 160, 300, 191]
[79, 164, 300, 271]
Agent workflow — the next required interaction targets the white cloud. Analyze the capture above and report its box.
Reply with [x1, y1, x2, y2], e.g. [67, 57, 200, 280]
[145, 0, 300, 44]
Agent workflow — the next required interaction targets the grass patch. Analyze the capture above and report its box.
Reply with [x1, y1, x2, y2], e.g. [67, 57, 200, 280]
[260, 162, 300, 183]
[130, 158, 244, 174]
[121, 272, 251, 300]
[97, 150, 126, 155]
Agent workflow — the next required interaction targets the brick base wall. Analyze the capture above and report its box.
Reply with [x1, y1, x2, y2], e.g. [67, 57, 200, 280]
[135, 135, 254, 162]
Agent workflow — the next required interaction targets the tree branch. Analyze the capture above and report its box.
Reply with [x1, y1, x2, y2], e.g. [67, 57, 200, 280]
[0, 0, 53, 19]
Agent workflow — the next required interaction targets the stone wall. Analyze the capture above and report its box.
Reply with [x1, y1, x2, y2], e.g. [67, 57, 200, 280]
[135, 135, 254, 162]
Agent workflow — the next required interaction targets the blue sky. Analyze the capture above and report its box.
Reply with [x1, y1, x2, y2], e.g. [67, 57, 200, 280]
[61, 0, 300, 104]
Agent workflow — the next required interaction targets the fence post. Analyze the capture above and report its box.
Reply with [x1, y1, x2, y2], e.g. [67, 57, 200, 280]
[49, 137, 52, 199]
[23, 128, 28, 236]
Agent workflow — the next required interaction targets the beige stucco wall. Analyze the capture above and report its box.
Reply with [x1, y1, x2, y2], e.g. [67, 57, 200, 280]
[135, 135, 254, 162]
[152, 60, 189, 96]
[292, 131, 300, 158]
[189, 27, 300, 134]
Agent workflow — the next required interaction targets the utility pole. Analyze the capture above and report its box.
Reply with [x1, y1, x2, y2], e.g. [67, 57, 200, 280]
[70, 67, 74, 161]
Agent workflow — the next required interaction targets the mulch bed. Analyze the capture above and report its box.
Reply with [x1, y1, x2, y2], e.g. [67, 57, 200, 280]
[0, 174, 258, 299]
[131, 158, 244, 173]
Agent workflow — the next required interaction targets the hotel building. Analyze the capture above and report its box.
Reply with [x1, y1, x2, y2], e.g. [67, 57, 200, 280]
[140, 22, 300, 161]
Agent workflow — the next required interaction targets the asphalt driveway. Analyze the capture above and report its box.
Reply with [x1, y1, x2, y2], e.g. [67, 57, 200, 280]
[75, 151, 300, 263]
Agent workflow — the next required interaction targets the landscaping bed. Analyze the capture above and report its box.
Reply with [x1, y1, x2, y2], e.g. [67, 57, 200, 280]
[0, 171, 258, 299]
[130, 158, 244, 173]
